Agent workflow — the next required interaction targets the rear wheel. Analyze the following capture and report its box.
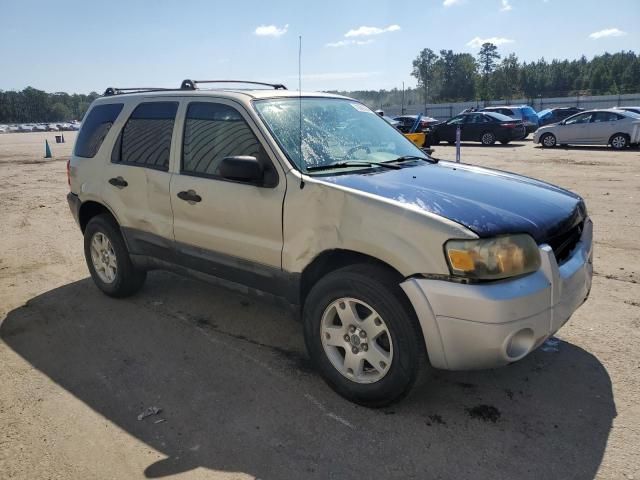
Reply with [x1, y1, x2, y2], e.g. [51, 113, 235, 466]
[610, 133, 629, 150]
[303, 264, 425, 407]
[481, 131, 496, 146]
[84, 214, 146, 297]
[541, 133, 557, 148]
[500, 140, 510, 145]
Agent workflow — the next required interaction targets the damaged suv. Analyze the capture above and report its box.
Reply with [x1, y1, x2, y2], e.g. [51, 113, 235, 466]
[67, 80, 593, 406]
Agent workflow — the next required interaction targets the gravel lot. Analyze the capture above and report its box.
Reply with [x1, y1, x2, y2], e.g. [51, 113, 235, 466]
[1, 131, 638, 480]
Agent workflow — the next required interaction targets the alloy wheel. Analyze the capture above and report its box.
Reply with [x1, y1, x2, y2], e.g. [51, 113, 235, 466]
[90, 232, 117, 284]
[320, 297, 394, 384]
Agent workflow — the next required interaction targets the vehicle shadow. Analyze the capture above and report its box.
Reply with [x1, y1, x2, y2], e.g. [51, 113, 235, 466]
[1, 273, 615, 479]
[534, 145, 637, 152]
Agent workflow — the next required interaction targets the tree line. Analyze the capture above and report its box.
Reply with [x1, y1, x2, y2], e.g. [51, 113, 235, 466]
[330, 48, 640, 111]
[0, 88, 99, 123]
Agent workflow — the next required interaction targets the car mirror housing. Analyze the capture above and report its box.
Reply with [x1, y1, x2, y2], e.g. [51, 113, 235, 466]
[219, 156, 264, 184]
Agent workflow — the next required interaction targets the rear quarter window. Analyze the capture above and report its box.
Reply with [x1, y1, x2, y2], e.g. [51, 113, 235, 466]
[74, 103, 123, 158]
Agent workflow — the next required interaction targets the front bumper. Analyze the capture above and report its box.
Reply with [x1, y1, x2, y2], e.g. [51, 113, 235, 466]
[401, 218, 593, 370]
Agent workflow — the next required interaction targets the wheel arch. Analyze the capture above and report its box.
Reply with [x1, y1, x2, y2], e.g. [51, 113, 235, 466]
[300, 249, 404, 306]
[78, 200, 120, 233]
[609, 132, 630, 146]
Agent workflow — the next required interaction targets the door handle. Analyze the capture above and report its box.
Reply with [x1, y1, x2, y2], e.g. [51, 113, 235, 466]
[177, 190, 202, 203]
[108, 176, 128, 188]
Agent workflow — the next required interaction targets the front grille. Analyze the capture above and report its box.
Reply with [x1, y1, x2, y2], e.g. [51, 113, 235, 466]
[547, 221, 584, 264]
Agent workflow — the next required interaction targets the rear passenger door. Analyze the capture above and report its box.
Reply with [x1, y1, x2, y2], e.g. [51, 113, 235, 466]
[102, 101, 177, 258]
[590, 111, 622, 143]
[170, 99, 287, 294]
[462, 113, 487, 141]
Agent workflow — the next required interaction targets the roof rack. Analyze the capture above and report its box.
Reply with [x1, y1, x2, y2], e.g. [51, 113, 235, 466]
[180, 79, 287, 90]
[103, 79, 287, 97]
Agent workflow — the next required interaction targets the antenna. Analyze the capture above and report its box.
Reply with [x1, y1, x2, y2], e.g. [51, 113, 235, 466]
[299, 34, 305, 188]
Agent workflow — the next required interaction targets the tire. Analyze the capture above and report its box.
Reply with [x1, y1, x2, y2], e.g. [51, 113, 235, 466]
[303, 264, 426, 407]
[500, 140, 510, 145]
[610, 133, 629, 150]
[481, 131, 496, 146]
[541, 133, 557, 148]
[84, 214, 146, 297]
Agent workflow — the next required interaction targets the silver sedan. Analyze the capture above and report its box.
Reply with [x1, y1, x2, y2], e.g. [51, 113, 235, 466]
[533, 108, 640, 149]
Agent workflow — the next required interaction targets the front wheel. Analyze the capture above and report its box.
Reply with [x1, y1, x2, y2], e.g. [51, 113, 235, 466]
[541, 133, 557, 148]
[303, 264, 426, 407]
[481, 131, 496, 145]
[84, 214, 146, 297]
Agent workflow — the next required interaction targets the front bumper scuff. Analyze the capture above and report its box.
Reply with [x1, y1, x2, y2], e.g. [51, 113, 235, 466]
[401, 218, 593, 370]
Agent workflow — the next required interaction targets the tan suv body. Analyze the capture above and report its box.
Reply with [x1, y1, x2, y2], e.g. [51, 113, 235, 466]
[68, 83, 593, 405]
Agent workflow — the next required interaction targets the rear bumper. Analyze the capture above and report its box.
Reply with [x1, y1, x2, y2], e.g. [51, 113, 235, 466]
[401, 218, 593, 370]
[67, 192, 81, 227]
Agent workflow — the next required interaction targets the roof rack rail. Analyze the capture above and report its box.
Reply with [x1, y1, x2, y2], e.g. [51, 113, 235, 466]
[180, 79, 287, 90]
[103, 79, 287, 97]
[103, 87, 179, 96]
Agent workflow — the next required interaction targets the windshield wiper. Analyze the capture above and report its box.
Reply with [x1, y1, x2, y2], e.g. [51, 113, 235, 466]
[388, 154, 438, 164]
[306, 160, 402, 172]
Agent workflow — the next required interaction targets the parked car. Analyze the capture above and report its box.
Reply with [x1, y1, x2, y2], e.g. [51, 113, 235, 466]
[616, 106, 640, 115]
[8, 125, 19, 133]
[537, 107, 584, 127]
[381, 115, 400, 127]
[67, 80, 593, 406]
[534, 108, 640, 149]
[0, 125, 7, 134]
[18, 124, 34, 132]
[481, 105, 539, 136]
[427, 112, 525, 146]
[393, 115, 440, 133]
[46, 124, 60, 131]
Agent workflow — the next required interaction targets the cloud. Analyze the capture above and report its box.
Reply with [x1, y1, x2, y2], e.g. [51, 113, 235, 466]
[443, 0, 462, 6]
[288, 72, 379, 81]
[254, 24, 288, 37]
[466, 36, 514, 48]
[588, 28, 627, 39]
[325, 39, 374, 47]
[344, 25, 400, 37]
[500, 0, 512, 11]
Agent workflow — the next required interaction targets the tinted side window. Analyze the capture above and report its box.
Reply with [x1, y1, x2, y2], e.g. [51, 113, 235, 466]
[74, 103, 123, 158]
[594, 112, 621, 122]
[182, 102, 274, 185]
[112, 102, 177, 170]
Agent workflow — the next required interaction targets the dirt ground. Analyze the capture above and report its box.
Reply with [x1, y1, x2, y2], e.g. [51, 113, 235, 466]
[0, 131, 638, 480]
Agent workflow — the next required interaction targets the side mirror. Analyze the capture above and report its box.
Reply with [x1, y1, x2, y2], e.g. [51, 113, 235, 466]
[219, 156, 264, 184]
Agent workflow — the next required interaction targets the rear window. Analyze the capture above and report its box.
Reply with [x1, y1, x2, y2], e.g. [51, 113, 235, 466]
[111, 102, 178, 171]
[74, 103, 123, 158]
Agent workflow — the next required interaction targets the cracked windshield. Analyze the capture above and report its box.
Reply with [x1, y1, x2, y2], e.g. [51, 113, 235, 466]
[255, 98, 423, 171]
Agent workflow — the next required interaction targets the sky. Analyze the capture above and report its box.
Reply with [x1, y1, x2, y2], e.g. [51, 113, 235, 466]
[0, 0, 638, 94]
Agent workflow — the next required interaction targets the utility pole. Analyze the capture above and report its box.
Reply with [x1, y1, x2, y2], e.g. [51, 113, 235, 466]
[401, 82, 405, 115]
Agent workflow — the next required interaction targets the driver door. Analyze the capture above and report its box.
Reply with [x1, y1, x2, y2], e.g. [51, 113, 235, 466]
[557, 112, 593, 143]
[170, 99, 287, 292]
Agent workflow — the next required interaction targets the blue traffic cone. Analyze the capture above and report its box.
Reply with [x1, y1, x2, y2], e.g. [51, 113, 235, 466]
[44, 140, 52, 158]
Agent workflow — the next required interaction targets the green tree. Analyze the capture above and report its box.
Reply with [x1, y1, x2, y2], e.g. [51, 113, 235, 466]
[411, 48, 439, 111]
[477, 43, 500, 100]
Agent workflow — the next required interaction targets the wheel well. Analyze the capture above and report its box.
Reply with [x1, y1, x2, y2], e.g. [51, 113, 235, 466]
[78, 201, 117, 233]
[299, 249, 403, 305]
[609, 132, 629, 143]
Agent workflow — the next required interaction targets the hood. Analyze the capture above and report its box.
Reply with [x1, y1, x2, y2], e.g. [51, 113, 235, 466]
[319, 161, 586, 243]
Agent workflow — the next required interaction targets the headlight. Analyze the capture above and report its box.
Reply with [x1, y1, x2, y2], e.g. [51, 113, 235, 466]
[445, 234, 541, 280]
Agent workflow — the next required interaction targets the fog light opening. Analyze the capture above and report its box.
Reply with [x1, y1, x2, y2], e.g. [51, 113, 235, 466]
[505, 328, 535, 360]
